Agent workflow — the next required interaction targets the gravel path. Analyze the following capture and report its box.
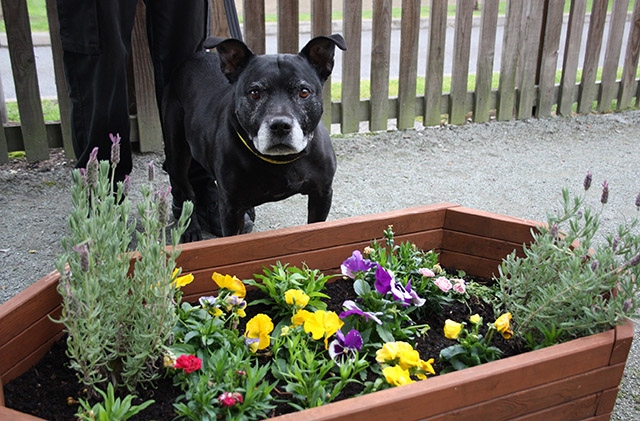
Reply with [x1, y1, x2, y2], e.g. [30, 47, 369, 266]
[1, 111, 639, 418]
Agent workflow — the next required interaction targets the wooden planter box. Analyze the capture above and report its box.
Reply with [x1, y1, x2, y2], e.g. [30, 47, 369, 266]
[0, 203, 634, 420]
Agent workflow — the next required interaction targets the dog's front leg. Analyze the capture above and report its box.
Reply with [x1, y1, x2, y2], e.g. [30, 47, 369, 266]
[219, 206, 246, 236]
[307, 188, 333, 223]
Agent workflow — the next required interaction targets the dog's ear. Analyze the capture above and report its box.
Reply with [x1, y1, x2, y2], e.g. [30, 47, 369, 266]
[205, 37, 255, 83]
[299, 34, 347, 83]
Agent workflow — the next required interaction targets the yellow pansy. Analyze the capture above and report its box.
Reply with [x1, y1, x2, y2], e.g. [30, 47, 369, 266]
[291, 309, 313, 327]
[376, 341, 420, 370]
[469, 314, 482, 325]
[284, 289, 310, 308]
[172, 269, 194, 288]
[443, 319, 464, 340]
[302, 310, 344, 349]
[244, 313, 274, 351]
[212, 272, 246, 298]
[415, 358, 436, 380]
[494, 312, 513, 339]
[382, 365, 414, 387]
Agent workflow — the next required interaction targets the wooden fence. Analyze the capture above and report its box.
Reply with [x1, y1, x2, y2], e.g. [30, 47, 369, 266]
[1, 0, 639, 164]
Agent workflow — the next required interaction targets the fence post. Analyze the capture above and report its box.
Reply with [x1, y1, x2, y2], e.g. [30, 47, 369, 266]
[1, 0, 48, 162]
[243, 0, 265, 54]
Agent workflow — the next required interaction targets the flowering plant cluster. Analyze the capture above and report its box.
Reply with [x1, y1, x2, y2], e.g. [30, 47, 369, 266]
[164, 226, 513, 419]
[55, 135, 192, 404]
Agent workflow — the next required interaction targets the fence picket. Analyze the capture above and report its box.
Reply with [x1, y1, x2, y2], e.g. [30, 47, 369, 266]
[558, 0, 587, 116]
[278, 0, 299, 54]
[243, 0, 266, 54]
[311, 0, 333, 130]
[449, 0, 474, 125]
[341, 1, 363, 133]
[598, 0, 630, 112]
[424, 0, 448, 126]
[370, 0, 392, 131]
[45, 0, 73, 159]
[578, 0, 608, 114]
[618, 0, 640, 109]
[536, 0, 566, 118]
[473, 0, 499, 123]
[1, 0, 48, 162]
[516, 1, 543, 119]
[397, 0, 421, 130]
[497, 1, 525, 121]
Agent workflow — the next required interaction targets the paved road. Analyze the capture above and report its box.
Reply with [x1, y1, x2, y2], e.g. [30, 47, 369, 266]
[0, 15, 631, 100]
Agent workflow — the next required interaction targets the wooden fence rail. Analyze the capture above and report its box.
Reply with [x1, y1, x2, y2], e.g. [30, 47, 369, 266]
[1, 0, 639, 164]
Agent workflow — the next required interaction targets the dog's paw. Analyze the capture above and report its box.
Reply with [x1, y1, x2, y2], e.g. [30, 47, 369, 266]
[180, 226, 203, 243]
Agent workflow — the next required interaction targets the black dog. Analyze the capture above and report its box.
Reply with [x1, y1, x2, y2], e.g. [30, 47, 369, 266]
[162, 34, 346, 242]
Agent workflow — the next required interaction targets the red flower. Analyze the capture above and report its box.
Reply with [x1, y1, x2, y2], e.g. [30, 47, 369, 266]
[218, 391, 244, 407]
[174, 354, 202, 373]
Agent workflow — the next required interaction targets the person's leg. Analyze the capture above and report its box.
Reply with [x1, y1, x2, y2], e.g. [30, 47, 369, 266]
[148, 1, 253, 236]
[56, 0, 137, 182]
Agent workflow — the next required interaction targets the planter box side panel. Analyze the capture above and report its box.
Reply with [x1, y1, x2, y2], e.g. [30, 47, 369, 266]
[176, 203, 456, 274]
[433, 362, 626, 420]
[0, 272, 64, 383]
[444, 207, 540, 245]
[270, 327, 618, 421]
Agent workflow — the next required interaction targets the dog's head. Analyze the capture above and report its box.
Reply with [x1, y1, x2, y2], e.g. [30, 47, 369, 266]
[204, 34, 346, 157]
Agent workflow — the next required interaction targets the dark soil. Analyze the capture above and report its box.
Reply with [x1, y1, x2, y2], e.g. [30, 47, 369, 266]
[4, 277, 524, 420]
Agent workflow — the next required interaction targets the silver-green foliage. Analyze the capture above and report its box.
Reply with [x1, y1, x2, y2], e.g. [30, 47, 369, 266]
[55, 157, 192, 397]
[495, 176, 640, 349]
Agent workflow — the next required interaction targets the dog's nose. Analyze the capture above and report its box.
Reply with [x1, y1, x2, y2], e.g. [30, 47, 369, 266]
[269, 117, 293, 136]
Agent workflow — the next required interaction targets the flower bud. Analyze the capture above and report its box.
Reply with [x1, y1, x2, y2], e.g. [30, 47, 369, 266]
[122, 175, 131, 197]
[86, 147, 99, 189]
[148, 160, 155, 183]
[628, 251, 640, 267]
[109, 133, 121, 166]
[590, 259, 599, 271]
[73, 243, 90, 272]
[623, 298, 633, 313]
[600, 181, 609, 205]
[583, 171, 592, 191]
[635, 191, 640, 209]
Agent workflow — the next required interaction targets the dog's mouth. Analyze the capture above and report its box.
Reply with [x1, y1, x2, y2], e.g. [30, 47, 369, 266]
[253, 119, 309, 156]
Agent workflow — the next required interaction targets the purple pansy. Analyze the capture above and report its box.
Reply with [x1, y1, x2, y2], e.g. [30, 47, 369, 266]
[375, 266, 425, 307]
[339, 300, 383, 325]
[341, 250, 377, 279]
[328, 329, 363, 363]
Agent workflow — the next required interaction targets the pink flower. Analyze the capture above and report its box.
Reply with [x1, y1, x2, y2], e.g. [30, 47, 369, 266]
[434, 277, 452, 293]
[218, 391, 244, 407]
[418, 268, 435, 277]
[452, 279, 466, 294]
[174, 354, 202, 373]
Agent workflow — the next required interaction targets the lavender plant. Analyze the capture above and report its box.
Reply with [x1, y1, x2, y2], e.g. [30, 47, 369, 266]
[494, 172, 640, 349]
[55, 134, 193, 397]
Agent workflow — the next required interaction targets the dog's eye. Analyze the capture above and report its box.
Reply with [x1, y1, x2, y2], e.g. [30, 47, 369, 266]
[249, 89, 261, 100]
[299, 88, 310, 99]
